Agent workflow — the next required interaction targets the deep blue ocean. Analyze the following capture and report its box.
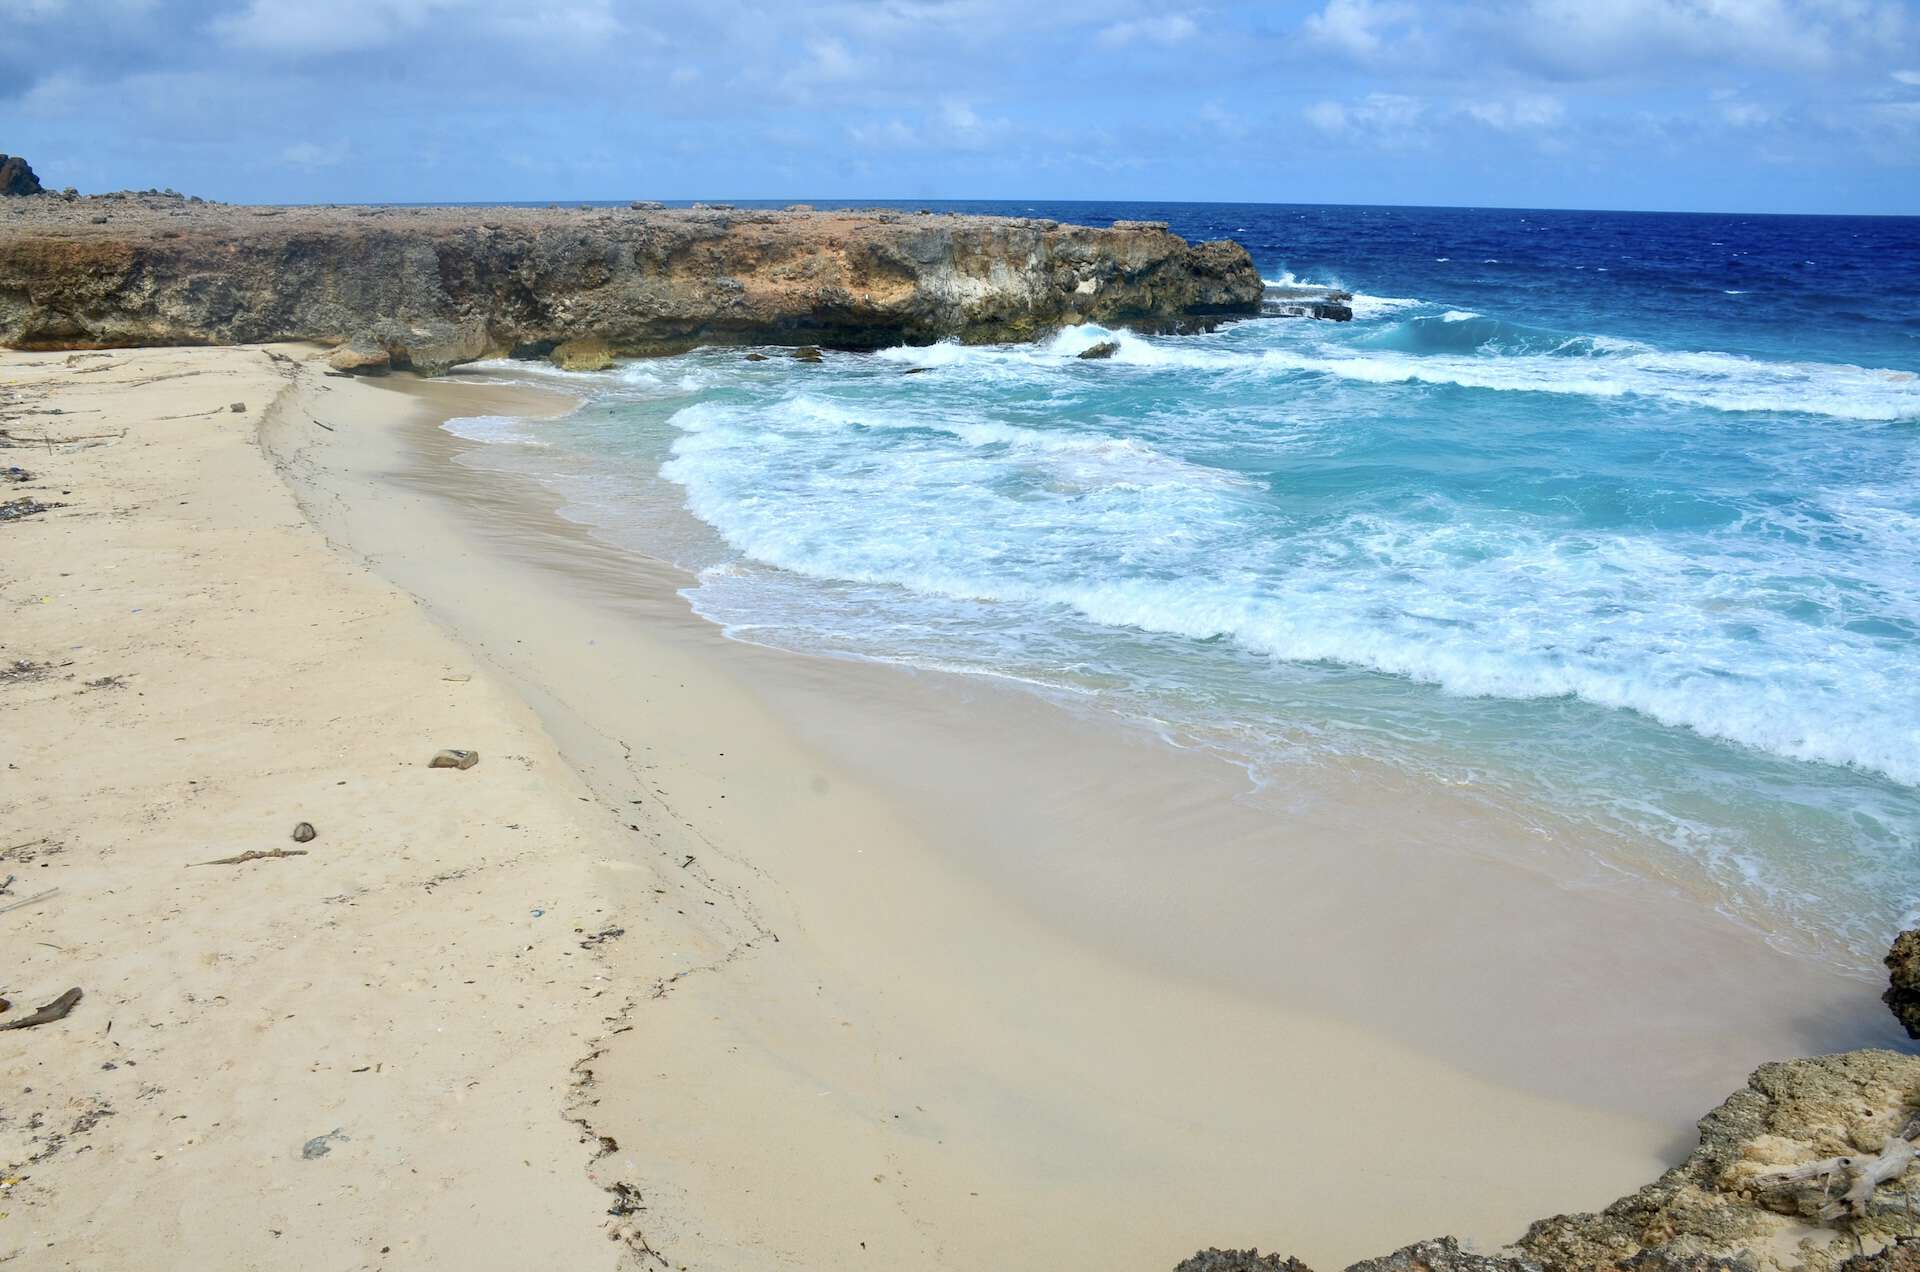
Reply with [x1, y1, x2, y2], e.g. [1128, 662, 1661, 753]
[450, 202, 1920, 968]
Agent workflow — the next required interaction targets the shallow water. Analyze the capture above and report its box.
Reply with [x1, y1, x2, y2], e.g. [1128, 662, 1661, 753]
[445, 201, 1920, 971]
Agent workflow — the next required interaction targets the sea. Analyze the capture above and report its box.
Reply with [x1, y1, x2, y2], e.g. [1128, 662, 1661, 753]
[444, 200, 1920, 972]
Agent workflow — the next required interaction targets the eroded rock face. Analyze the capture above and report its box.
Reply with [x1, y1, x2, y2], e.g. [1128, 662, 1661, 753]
[1884, 930, 1920, 1039]
[0, 201, 1261, 368]
[0, 155, 42, 197]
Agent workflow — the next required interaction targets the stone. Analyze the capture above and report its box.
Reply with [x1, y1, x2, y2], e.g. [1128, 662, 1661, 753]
[791, 346, 824, 363]
[1348, 1238, 1536, 1272]
[291, 822, 316, 843]
[743, 352, 769, 362]
[429, 749, 479, 770]
[1309, 300, 1354, 322]
[1174, 1252, 1314, 1272]
[550, 336, 615, 372]
[229, 401, 245, 413]
[1078, 340, 1121, 360]
[629, 200, 664, 210]
[1884, 928, 1920, 1038]
[785, 203, 815, 212]
[0, 154, 43, 197]
[385, 319, 488, 376]
[327, 337, 392, 376]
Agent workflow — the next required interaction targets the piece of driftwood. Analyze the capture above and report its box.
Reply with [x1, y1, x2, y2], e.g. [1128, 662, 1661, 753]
[190, 848, 309, 867]
[0, 887, 59, 915]
[1757, 1135, 1920, 1221]
[0, 987, 81, 1031]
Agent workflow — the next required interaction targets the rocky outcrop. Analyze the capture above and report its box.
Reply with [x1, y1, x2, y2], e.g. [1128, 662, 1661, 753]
[0, 155, 43, 198]
[0, 199, 1261, 370]
[1884, 930, 1920, 1039]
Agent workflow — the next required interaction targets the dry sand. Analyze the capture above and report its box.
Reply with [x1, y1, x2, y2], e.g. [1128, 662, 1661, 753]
[0, 344, 1872, 1271]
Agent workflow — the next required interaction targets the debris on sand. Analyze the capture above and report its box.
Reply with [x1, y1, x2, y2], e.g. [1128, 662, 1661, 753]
[0, 987, 82, 1032]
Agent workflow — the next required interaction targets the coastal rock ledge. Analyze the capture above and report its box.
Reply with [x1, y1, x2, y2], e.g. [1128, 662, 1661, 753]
[0, 199, 1263, 371]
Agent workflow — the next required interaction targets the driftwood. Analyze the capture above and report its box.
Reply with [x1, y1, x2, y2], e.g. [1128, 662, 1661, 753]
[0, 987, 81, 1031]
[1757, 1135, 1920, 1221]
[0, 886, 59, 915]
[190, 847, 308, 866]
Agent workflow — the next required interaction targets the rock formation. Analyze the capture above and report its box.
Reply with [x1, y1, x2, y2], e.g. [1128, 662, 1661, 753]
[0, 198, 1262, 372]
[0, 155, 43, 198]
[1885, 930, 1920, 1040]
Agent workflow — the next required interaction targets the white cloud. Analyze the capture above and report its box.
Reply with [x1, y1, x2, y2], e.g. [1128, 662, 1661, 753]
[1304, 92, 1426, 137]
[847, 118, 918, 149]
[1303, 0, 1412, 58]
[216, 0, 461, 54]
[1484, 0, 1912, 78]
[1718, 100, 1776, 127]
[1095, 14, 1198, 48]
[280, 140, 349, 169]
[1464, 92, 1566, 130]
[1895, 69, 1920, 86]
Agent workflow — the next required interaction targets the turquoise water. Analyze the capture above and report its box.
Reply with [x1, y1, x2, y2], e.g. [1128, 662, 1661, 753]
[447, 202, 1920, 970]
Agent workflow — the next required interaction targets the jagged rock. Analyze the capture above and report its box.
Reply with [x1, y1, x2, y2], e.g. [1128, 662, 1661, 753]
[429, 749, 479, 770]
[1842, 1238, 1920, 1270]
[550, 336, 615, 372]
[785, 203, 815, 212]
[1348, 1238, 1537, 1272]
[1174, 1251, 1314, 1272]
[327, 336, 391, 375]
[1078, 340, 1121, 360]
[1884, 929, 1920, 1039]
[791, 346, 823, 363]
[0, 155, 43, 197]
[1310, 301, 1354, 322]
[743, 352, 769, 361]
[1516, 1050, 1920, 1271]
[629, 200, 664, 210]
[0, 203, 1262, 365]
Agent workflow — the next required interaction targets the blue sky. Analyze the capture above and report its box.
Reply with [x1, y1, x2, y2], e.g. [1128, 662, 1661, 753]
[3, 0, 1918, 213]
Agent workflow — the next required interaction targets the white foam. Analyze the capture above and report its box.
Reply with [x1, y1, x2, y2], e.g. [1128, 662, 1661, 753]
[440, 414, 549, 447]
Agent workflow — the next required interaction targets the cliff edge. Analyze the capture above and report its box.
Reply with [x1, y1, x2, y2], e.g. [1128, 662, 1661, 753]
[0, 195, 1263, 371]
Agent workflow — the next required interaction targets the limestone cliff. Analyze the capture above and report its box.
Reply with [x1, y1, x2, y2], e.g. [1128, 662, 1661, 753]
[0, 195, 1263, 371]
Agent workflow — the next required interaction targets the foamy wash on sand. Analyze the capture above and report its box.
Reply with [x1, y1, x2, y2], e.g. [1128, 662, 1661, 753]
[447, 202, 1920, 970]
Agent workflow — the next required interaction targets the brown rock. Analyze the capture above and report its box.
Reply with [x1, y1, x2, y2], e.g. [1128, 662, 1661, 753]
[1348, 1239, 1536, 1272]
[1174, 1252, 1314, 1272]
[1884, 928, 1920, 1039]
[1078, 340, 1121, 360]
[0, 155, 43, 197]
[327, 337, 392, 376]
[550, 336, 615, 372]
[0, 203, 1262, 363]
[429, 749, 479, 770]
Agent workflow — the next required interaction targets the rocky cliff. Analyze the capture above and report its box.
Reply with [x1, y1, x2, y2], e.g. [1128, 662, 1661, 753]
[0, 194, 1263, 371]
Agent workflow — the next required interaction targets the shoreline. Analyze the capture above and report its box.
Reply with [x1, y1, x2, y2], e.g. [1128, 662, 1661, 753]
[266, 352, 1822, 1261]
[5, 342, 1903, 1269]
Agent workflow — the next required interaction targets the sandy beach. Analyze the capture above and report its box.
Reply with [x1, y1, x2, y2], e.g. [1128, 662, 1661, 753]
[0, 343, 1904, 1270]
